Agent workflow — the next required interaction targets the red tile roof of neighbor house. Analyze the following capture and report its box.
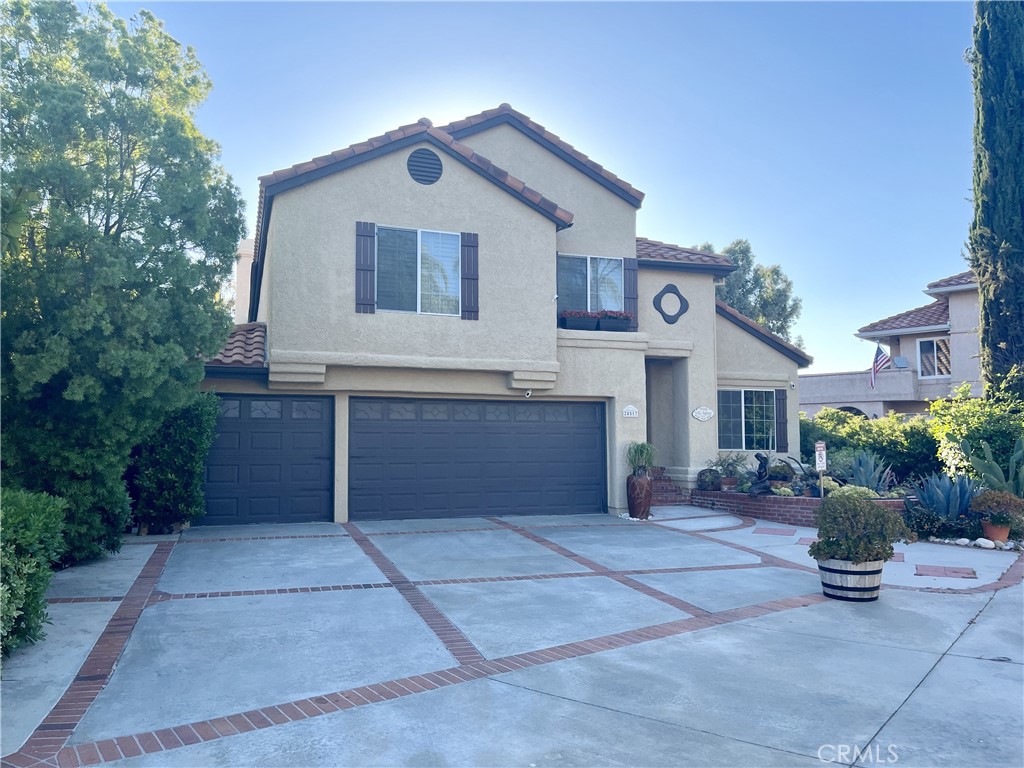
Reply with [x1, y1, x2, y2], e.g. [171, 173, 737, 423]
[925, 270, 977, 294]
[715, 300, 813, 367]
[208, 323, 266, 368]
[635, 237, 734, 268]
[440, 104, 645, 206]
[857, 300, 950, 336]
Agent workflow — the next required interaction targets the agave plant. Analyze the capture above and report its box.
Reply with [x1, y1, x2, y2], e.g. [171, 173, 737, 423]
[909, 472, 979, 522]
[849, 450, 896, 494]
[962, 438, 1024, 498]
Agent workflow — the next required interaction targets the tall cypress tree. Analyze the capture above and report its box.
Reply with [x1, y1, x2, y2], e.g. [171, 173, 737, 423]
[967, 1, 1024, 398]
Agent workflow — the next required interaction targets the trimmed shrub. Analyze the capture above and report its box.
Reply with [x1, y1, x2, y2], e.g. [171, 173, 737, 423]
[971, 490, 1024, 527]
[128, 393, 219, 534]
[930, 383, 1024, 476]
[1, 488, 67, 656]
[809, 494, 915, 563]
[800, 409, 940, 482]
[831, 485, 881, 500]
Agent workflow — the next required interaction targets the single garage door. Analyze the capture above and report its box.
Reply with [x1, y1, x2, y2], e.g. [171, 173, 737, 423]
[349, 397, 607, 520]
[202, 395, 334, 525]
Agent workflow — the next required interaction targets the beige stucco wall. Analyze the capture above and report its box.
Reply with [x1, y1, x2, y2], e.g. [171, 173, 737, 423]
[715, 314, 802, 460]
[263, 142, 560, 372]
[947, 290, 982, 394]
[455, 123, 637, 260]
[234, 239, 254, 324]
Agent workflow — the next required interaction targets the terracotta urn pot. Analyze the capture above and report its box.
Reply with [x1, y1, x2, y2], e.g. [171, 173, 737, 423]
[981, 520, 1011, 544]
[626, 473, 653, 520]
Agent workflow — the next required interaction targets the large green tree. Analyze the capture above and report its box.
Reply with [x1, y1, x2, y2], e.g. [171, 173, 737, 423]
[967, 1, 1024, 398]
[1, 1, 245, 562]
[694, 239, 803, 342]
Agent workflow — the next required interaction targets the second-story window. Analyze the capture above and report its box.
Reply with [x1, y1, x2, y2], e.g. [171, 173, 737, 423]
[377, 227, 461, 315]
[918, 337, 951, 377]
[556, 255, 624, 315]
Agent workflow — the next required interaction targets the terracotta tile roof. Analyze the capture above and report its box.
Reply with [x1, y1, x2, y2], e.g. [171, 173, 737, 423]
[208, 323, 266, 368]
[636, 237, 734, 268]
[715, 300, 813, 367]
[441, 103, 645, 207]
[857, 300, 950, 336]
[248, 116, 575, 320]
[925, 270, 976, 294]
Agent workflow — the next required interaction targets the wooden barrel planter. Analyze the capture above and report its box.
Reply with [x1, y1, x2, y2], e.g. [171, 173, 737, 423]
[816, 559, 884, 602]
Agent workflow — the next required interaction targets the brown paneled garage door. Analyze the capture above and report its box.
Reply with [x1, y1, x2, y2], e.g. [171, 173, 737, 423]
[202, 395, 334, 525]
[348, 397, 607, 521]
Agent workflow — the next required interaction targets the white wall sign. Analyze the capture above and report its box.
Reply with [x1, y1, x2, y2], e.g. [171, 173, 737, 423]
[622, 405, 640, 418]
[815, 441, 828, 471]
[691, 406, 714, 422]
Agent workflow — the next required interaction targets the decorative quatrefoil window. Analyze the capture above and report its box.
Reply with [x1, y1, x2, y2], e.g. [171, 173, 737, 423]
[653, 284, 689, 324]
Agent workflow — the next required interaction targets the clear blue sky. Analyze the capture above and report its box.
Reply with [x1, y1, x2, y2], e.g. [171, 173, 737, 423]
[110, 1, 977, 374]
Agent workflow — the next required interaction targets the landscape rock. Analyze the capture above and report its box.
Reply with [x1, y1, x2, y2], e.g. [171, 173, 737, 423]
[955, 538, 971, 546]
[975, 538, 996, 549]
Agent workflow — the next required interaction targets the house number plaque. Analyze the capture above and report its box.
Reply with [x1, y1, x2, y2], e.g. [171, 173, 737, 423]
[691, 406, 714, 422]
[622, 405, 640, 418]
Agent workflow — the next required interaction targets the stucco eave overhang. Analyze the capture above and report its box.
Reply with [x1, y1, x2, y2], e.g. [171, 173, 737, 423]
[715, 304, 813, 368]
[637, 259, 736, 279]
[855, 324, 950, 340]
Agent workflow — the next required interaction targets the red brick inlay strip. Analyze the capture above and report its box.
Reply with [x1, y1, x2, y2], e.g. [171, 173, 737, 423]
[47, 597, 123, 605]
[486, 517, 711, 617]
[343, 523, 484, 665]
[6, 542, 175, 764]
[147, 582, 394, 605]
[55, 592, 828, 766]
[752, 527, 798, 536]
[915, 565, 978, 579]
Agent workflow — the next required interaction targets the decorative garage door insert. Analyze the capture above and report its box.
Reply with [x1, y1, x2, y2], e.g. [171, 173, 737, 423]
[203, 395, 334, 525]
[348, 398, 607, 520]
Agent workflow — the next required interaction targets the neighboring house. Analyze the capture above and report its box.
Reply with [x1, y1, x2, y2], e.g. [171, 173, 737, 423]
[204, 104, 811, 525]
[800, 270, 981, 418]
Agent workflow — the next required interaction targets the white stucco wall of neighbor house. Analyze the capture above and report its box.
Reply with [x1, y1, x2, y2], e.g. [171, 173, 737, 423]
[715, 315, 803, 461]
[454, 123, 638, 260]
[234, 239, 254, 324]
[948, 290, 983, 395]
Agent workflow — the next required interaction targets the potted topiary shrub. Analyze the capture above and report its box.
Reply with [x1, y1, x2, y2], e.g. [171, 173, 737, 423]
[626, 441, 655, 520]
[597, 310, 633, 332]
[559, 309, 601, 331]
[808, 494, 915, 602]
[970, 490, 1024, 544]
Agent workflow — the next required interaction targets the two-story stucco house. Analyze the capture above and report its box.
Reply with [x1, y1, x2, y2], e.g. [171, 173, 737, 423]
[800, 270, 981, 418]
[203, 104, 811, 525]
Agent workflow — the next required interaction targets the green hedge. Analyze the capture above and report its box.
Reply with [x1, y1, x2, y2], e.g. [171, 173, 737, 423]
[800, 409, 941, 481]
[929, 383, 1024, 476]
[1, 488, 67, 656]
[127, 392, 219, 534]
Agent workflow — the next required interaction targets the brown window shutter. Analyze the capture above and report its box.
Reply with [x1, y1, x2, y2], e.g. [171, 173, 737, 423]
[461, 232, 479, 320]
[355, 221, 376, 313]
[774, 388, 789, 453]
[623, 257, 639, 331]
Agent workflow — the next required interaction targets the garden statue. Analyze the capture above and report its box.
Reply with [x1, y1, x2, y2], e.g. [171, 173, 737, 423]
[748, 452, 772, 496]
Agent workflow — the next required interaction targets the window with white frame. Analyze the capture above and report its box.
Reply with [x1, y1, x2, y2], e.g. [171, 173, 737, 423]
[376, 227, 460, 315]
[918, 337, 951, 378]
[556, 255, 624, 315]
[717, 389, 776, 450]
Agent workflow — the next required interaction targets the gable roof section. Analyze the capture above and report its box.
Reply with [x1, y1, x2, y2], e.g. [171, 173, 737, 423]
[925, 270, 977, 297]
[636, 237, 736, 278]
[206, 322, 267, 378]
[856, 300, 950, 339]
[248, 118, 574, 321]
[715, 300, 812, 368]
[441, 104, 645, 209]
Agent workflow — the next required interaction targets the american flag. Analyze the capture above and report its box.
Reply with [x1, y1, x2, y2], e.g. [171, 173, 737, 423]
[869, 344, 891, 389]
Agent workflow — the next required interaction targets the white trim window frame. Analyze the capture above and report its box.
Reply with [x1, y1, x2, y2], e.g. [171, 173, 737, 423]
[556, 253, 625, 315]
[917, 336, 951, 379]
[717, 389, 776, 451]
[375, 225, 462, 316]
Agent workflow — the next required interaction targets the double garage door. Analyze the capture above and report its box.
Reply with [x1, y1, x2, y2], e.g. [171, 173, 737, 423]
[204, 395, 607, 524]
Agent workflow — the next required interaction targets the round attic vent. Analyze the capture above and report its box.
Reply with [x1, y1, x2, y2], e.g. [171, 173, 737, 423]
[407, 148, 442, 185]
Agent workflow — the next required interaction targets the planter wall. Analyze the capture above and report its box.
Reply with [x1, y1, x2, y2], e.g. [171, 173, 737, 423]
[690, 490, 905, 528]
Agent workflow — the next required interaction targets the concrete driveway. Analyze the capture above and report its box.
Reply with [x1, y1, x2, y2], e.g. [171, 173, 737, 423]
[3, 508, 1022, 767]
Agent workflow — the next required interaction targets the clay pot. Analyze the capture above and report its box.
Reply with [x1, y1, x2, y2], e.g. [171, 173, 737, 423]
[982, 520, 1011, 544]
[626, 473, 653, 520]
